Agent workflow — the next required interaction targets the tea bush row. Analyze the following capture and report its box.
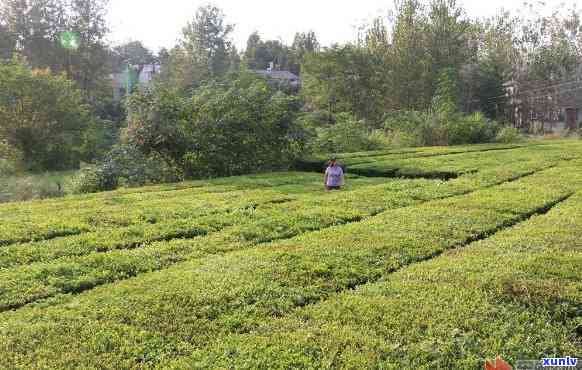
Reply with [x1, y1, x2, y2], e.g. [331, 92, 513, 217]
[1, 165, 581, 368]
[178, 191, 582, 369]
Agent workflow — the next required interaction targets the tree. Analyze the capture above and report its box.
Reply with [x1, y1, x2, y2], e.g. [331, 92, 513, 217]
[292, 31, 320, 59]
[243, 31, 262, 69]
[431, 67, 459, 115]
[0, 22, 15, 60]
[422, 0, 475, 108]
[0, 0, 66, 70]
[159, 5, 236, 91]
[66, 0, 111, 98]
[290, 31, 319, 74]
[388, 0, 431, 110]
[243, 31, 293, 71]
[184, 74, 302, 176]
[113, 41, 155, 73]
[0, 60, 90, 170]
[365, 18, 389, 54]
[301, 45, 386, 123]
[0, 139, 22, 176]
[182, 5, 234, 80]
[516, 3, 581, 81]
[0, 0, 111, 98]
[127, 73, 303, 177]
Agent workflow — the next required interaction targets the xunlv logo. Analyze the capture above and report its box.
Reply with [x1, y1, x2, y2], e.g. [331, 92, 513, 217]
[542, 357, 578, 367]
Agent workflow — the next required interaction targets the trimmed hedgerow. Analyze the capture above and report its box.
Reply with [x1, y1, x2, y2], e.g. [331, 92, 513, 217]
[0, 172, 386, 246]
[178, 191, 582, 369]
[0, 155, 565, 310]
[1, 163, 582, 368]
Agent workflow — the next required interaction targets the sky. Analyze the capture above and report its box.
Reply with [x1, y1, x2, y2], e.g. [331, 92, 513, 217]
[106, 0, 558, 52]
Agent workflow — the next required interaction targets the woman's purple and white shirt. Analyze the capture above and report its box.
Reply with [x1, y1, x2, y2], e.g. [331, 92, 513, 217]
[325, 165, 344, 186]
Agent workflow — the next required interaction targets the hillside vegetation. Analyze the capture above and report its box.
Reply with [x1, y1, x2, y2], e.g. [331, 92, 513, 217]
[0, 141, 581, 368]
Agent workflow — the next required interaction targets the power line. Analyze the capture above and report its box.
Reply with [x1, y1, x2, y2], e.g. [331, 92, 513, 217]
[488, 80, 582, 102]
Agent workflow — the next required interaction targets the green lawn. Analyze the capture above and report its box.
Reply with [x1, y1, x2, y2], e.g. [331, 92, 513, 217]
[0, 141, 581, 369]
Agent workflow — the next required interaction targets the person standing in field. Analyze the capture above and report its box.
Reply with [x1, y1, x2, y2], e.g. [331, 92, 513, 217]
[324, 157, 344, 191]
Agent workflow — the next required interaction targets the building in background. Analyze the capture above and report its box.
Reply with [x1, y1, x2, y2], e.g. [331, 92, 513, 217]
[254, 62, 300, 92]
[112, 64, 160, 101]
[504, 74, 582, 133]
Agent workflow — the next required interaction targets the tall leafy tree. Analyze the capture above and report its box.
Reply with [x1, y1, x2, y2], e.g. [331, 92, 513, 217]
[0, 0, 67, 70]
[113, 40, 156, 75]
[290, 31, 319, 74]
[0, 0, 111, 98]
[182, 5, 234, 80]
[243, 31, 262, 69]
[243, 31, 293, 71]
[160, 5, 235, 91]
[388, 0, 431, 110]
[0, 60, 90, 170]
[67, 0, 110, 98]
[0, 21, 15, 59]
[424, 0, 474, 100]
[302, 45, 386, 123]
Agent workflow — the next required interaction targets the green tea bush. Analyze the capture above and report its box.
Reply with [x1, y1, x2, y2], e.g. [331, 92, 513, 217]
[184, 190, 582, 369]
[0, 151, 575, 313]
[2, 162, 582, 368]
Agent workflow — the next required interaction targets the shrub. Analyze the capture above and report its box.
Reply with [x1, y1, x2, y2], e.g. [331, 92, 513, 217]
[445, 112, 499, 145]
[307, 113, 387, 154]
[70, 145, 183, 194]
[496, 126, 524, 143]
[0, 140, 21, 176]
[383, 110, 499, 147]
[69, 166, 117, 194]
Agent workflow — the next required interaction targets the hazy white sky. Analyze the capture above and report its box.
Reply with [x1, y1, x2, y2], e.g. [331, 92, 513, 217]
[106, 0, 558, 52]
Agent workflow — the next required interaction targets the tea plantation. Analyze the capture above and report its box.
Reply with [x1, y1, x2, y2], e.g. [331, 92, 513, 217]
[1, 141, 581, 369]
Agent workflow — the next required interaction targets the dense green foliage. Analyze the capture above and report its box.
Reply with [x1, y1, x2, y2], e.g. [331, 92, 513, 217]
[243, 31, 319, 75]
[126, 74, 304, 180]
[3, 0, 580, 179]
[157, 4, 238, 92]
[0, 141, 581, 368]
[0, 61, 91, 170]
[69, 145, 183, 194]
[0, 139, 21, 176]
[0, 0, 111, 96]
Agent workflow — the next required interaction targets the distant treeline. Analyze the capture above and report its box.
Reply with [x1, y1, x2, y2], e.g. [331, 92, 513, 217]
[1, 0, 580, 190]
